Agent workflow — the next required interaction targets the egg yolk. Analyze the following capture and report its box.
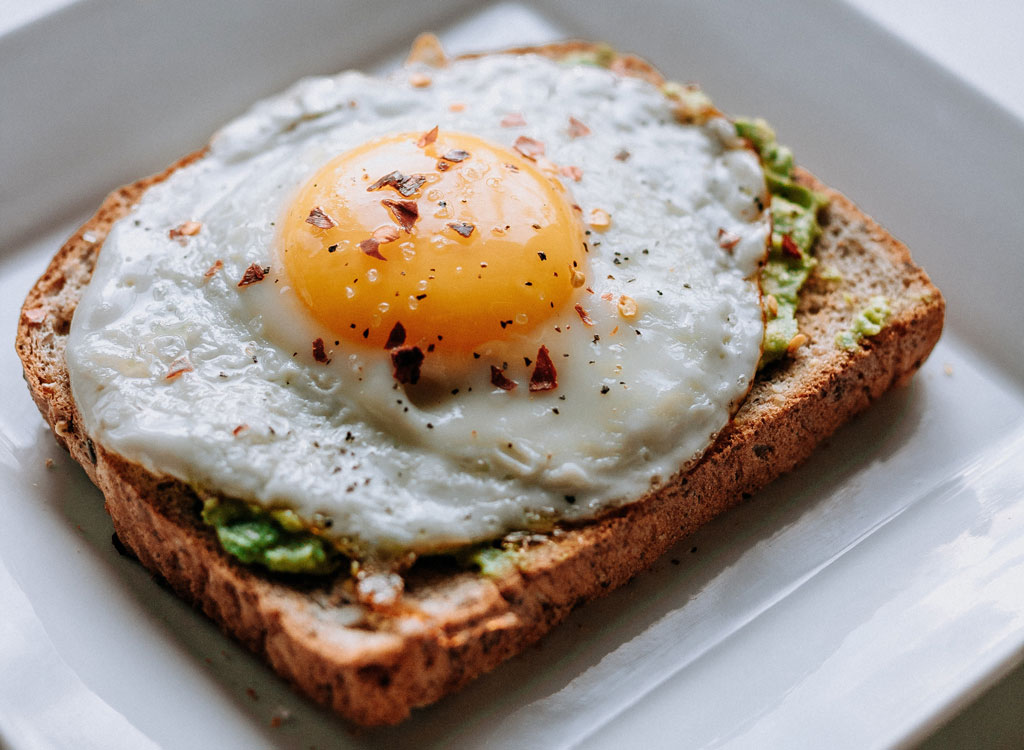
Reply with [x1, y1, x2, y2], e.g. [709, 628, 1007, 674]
[280, 131, 586, 352]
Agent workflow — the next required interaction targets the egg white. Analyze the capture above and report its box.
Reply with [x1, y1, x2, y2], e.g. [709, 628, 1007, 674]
[66, 54, 769, 556]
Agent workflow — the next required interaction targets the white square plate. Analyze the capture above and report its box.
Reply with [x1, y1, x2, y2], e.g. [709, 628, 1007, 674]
[2, 1, 1023, 748]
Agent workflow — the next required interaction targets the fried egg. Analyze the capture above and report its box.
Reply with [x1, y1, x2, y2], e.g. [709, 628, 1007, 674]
[66, 51, 770, 557]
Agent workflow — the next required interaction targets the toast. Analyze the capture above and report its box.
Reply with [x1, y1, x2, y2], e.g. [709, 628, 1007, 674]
[16, 41, 944, 726]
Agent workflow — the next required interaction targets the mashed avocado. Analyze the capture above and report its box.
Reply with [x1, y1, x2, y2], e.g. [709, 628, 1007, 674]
[201, 497, 341, 575]
[458, 545, 520, 578]
[200, 494, 524, 577]
[734, 118, 828, 366]
[560, 44, 618, 68]
[836, 296, 891, 350]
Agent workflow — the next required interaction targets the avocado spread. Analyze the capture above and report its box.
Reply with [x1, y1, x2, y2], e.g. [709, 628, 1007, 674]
[734, 118, 828, 366]
[201, 497, 341, 575]
[200, 106, 828, 577]
[458, 545, 520, 578]
[560, 43, 617, 68]
[836, 296, 891, 350]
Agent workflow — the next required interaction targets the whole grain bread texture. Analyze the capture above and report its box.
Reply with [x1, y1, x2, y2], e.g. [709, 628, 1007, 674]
[16, 41, 944, 726]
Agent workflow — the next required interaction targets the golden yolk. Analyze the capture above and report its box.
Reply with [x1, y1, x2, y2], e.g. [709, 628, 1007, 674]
[280, 131, 586, 352]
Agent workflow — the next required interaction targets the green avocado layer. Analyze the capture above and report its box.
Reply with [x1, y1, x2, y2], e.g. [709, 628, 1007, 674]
[458, 544, 521, 578]
[201, 498, 342, 575]
[836, 296, 891, 350]
[734, 118, 828, 366]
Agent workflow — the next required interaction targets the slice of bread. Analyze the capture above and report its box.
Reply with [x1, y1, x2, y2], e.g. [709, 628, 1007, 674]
[15, 42, 944, 726]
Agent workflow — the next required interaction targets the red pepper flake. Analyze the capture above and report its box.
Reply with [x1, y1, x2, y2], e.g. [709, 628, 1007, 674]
[417, 125, 439, 148]
[367, 170, 403, 191]
[781, 234, 803, 259]
[568, 116, 591, 138]
[237, 263, 268, 287]
[437, 161, 450, 171]
[588, 208, 611, 230]
[380, 199, 419, 232]
[559, 165, 583, 182]
[367, 171, 426, 197]
[717, 228, 741, 252]
[601, 291, 614, 301]
[390, 346, 424, 385]
[396, 174, 425, 197]
[384, 321, 406, 350]
[408, 72, 432, 88]
[448, 221, 475, 238]
[165, 355, 192, 380]
[305, 206, 336, 229]
[372, 225, 400, 243]
[312, 337, 329, 363]
[233, 424, 248, 436]
[358, 238, 387, 260]
[574, 303, 594, 326]
[614, 149, 631, 162]
[490, 366, 517, 391]
[529, 346, 557, 392]
[203, 259, 223, 278]
[406, 32, 447, 67]
[23, 307, 46, 325]
[168, 220, 202, 241]
[441, 149, 470, 163]
[501, 112, 526, 127]
[513, 135, 545, 160]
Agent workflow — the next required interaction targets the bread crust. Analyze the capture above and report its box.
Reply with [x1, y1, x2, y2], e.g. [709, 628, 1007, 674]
[15, 43, 944, 726]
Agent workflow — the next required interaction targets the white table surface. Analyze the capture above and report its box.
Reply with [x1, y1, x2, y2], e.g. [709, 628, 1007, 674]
[1, 1, 1022, 747]
[781, 6, 1024, 744]
[849, 0, 1024, 123]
